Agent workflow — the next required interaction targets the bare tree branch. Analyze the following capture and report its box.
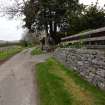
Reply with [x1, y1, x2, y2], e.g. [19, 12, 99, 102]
[0, 0, 27, 18]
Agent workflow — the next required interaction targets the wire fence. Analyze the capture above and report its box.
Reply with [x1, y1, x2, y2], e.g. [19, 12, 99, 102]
[0, 46, 17, 53]
[0, 46, 21, 61]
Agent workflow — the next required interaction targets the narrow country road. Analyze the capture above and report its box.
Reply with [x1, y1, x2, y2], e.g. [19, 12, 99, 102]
[0, 48, 50, 105]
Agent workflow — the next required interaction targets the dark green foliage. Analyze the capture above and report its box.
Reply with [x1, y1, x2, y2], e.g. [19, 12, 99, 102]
[23, 0, 39, 32]
[68, 3, 105, 34]
[23, 0, 79, 44]
[23, 0, 105, 40]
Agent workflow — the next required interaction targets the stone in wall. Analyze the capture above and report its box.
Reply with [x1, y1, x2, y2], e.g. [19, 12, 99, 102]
[54, 48, 105, 90]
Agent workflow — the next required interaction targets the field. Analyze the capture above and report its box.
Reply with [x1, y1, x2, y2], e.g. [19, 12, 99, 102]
[0, 46, 23, 64]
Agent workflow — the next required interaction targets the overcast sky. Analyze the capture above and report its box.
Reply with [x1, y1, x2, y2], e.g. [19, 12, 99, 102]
[0, 0, 104, 41]
[0, 17, 25, 41]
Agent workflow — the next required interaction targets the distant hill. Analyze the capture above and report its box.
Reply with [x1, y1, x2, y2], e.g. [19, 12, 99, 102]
[0, 40, 20, 47]
[0, 40, 7, 44]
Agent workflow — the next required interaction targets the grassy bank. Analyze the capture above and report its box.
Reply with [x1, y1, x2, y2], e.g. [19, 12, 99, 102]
[36, 58, 105, 105]
[0, 46, 23, 61]
[31, 47, 44, 55]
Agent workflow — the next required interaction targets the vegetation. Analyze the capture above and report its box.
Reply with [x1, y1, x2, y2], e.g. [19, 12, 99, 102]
[60, 41, 84, 48]
[31, 47, 44, 55]
[23, 0, 79, 44]
[21, 31, 40, 47]
[69, 2, 105, 34]
[2, 0, 105, 45]
[0, 46, 23, 61]
[36, 58, 105, 105]
[2, 0, 80, 45]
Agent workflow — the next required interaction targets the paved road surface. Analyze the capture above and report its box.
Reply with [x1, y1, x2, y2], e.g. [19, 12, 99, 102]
[0, 48, 50, 105]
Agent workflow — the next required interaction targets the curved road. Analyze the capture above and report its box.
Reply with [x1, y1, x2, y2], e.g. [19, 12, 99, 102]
[0, 48, 50, 105]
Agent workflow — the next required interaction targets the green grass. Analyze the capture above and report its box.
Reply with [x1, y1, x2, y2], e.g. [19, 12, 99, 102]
[31, 47, 44, 55]
[0, 46, 23, 61]
[36, 58, 105, 105]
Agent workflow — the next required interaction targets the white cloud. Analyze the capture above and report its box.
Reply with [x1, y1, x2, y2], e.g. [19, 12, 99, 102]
[80, 0, 105, 7]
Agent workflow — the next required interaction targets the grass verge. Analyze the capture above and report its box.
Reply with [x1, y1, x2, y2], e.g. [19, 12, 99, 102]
[0, 46, 23, 61]
[31, 47, 44, 55]
[36, 58, 105, 105]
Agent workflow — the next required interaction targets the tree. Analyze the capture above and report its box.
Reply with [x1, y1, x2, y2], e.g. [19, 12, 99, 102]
[67, 1, 105, 34]
[83, 3, 105, 29]
[23, 0, 80, 44]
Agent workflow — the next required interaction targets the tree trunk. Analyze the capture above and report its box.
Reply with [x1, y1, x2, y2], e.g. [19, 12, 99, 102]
[54, 21, 57, 34]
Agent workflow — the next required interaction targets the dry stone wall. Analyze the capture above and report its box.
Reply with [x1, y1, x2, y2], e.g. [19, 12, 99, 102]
[54, 48, 105, 90]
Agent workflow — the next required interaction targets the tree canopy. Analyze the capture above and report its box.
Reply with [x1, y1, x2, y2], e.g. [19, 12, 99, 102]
[67, 2, 105, 34]
[22, 0, 80, 44]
